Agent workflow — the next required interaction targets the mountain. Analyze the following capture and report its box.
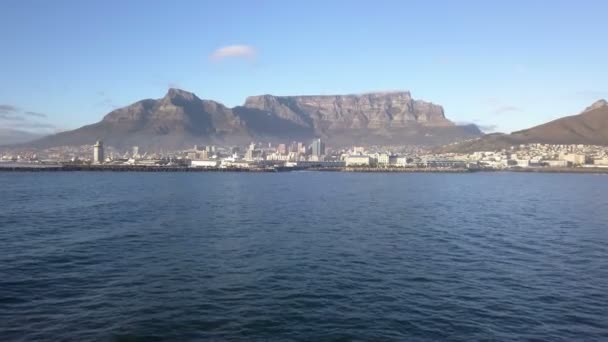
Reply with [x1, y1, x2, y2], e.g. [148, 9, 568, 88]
[0, 129, 46, 146]
[238, 92, 481, 146]
[25, 89, 481, 149]
[442, 99, 608, 152]
[29, 89, 250, 150]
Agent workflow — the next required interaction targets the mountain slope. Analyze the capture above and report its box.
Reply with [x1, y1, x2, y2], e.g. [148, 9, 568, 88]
[0, 129, 46, 146]
[25, 89, 481, 149]
[443, 100, 608, 152]
[29, 89, 250, 149]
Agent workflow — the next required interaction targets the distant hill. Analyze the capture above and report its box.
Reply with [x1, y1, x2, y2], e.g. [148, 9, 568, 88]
[25, 88, 481, 150]
[0, 129, 46, 146]
[442, 100, 608, 152]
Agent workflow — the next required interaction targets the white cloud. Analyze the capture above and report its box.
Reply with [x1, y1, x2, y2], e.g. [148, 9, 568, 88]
[209, 44, 257, 61]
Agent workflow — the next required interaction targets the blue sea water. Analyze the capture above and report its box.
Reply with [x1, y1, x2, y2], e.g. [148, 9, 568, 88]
[1, 172, 607, 341]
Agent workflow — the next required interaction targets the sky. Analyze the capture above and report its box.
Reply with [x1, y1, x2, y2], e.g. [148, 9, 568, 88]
[1, 0, 607, 134]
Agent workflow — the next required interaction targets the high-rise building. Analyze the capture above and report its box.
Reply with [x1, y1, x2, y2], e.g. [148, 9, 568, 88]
[93, 140, 104, 164]
[277, 144, 287, 155]
[312, 138, 325, 157]
[245, 149, 254, 161]
[289, 141, 298, 153]
[132, 146, 139, 158]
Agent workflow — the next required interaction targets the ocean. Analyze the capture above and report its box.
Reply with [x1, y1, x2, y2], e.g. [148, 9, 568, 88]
[1, 172, 607, 341]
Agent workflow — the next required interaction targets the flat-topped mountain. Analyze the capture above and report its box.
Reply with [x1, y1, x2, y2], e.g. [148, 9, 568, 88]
[24, 89, 482, 149]
[242, 92, 453, 130]
[443, 99, 608, 152]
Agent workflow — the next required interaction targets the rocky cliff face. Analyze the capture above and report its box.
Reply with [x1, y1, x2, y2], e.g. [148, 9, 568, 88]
[101, 88, 243, 136]
[24, 89, 480, 149]
[243, 92, 453, 132]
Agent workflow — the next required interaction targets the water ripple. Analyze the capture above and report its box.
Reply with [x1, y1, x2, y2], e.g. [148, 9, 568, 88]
[1, 172, 608, 341]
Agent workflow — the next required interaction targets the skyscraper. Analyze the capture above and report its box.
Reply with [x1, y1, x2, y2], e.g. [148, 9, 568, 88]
[93, 140, 104, 164]
[312, 138, 325, 157]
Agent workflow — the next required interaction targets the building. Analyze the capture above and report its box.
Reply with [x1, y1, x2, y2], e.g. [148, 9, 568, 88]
[506, 159, 530, 168]
[312, 138, 325, 157]
[395, 157, 408, 167]
[560, 153, 586, 165]
[132, 146, 139, 158]
[424, 159, 468, 168]
[288, 141, 298, 153]
[190, 160, 219, 168]
[376, 153, 390, 166]
[309, 155, 325, 162]
[245, 149, 254, 161]
[345, 155, 373, 166]
[277, 144, 287, 154]
[352, 146, 366, 154]
[93, 140, 104, 164]
[543, 160, 568, 167]
[593, 157, 608, 166]
[221, 159, 252, 168]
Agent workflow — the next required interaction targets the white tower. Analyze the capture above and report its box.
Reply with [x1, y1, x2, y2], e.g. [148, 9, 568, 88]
[93, 140, 104, 164]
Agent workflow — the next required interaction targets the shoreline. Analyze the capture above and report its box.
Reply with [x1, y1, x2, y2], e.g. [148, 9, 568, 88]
[1, 165, 608, 174]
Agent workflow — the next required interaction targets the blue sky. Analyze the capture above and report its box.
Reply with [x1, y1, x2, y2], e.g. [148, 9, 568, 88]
[1, 0, 607, 134]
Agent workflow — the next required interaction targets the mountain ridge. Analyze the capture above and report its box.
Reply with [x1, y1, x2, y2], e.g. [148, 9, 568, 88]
[442, 99, 608, 152]
[20, 88, 482, 149]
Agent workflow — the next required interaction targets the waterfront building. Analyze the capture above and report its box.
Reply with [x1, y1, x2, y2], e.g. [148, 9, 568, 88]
[593, 157, 608, 165]
[191, 160, 220, 168]
[560, 153, 586, 165]
[309, 155, 325, 162]
[376, 153, 390, 166]
[245, 149, 254, 161]
[543, 160, 568, 167]
[93, 140, 104, 164]
[396, 157, 408, 167]
[345, 155, 372, 166]
[312, 138, 325, 157]
[221, 159, 252, 168]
